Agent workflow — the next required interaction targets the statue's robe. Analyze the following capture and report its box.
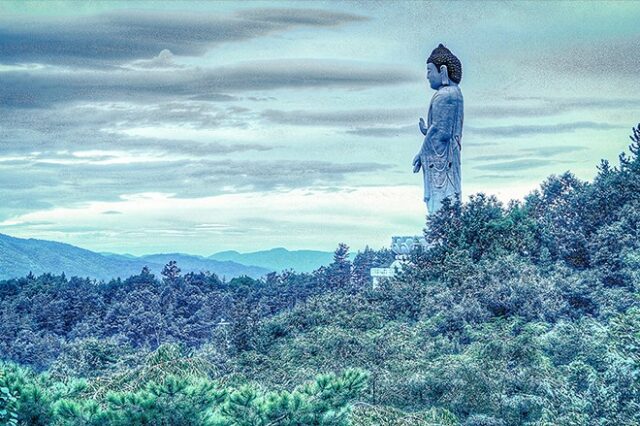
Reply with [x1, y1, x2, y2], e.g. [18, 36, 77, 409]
[420, 84, 464, 214]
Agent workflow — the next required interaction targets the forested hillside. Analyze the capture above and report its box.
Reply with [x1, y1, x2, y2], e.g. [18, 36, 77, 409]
[1, 124, 639, 425]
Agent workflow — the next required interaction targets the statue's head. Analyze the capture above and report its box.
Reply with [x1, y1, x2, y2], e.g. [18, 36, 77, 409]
[426, 43, 462, 89]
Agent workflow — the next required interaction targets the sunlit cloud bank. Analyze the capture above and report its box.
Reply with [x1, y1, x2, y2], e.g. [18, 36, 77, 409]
[0, 182, 540, 254]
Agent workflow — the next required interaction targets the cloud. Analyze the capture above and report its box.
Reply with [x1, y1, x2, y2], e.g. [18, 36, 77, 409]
[475, 174, 519, 180]
[200, 60, 416, 92]
[130, 49, 185, 69]
[344, 125, 416, 137]
[468, 154, 521, 162]
[520, 145, 588, 157]
[521, 35, 640, 77]
[261, 108, 421, 137]
[262, 108, 417, 126]
[0, 157, 391, 220]
[240, 8, 369, 26]
[468, 146, 587, 173]
[0, 103, 270, 158]
[470, 146, 587, 162]
[467, 121, 621, 138]
[189, 94, 239, 102]
[0, 60, 416, 108]
[246, 96, 277, 102]
[0, 9, 368, 67]
[473, 159, 554, 172]
[470, 97, 640, 118]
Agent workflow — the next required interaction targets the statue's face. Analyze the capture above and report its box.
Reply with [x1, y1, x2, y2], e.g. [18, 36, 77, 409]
[426, 62, 441, 90]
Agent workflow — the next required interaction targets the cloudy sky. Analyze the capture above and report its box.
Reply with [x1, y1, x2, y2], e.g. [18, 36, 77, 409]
[1, 1, 639, 255]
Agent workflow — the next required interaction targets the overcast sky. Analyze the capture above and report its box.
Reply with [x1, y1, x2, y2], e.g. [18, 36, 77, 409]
[1, 0, 639, 255]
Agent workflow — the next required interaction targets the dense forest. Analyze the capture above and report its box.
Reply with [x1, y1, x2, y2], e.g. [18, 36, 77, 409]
[1, 124, 639, 425]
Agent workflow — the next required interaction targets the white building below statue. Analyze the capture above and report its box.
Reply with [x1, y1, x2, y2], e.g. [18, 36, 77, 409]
[370, 236, 429, 289]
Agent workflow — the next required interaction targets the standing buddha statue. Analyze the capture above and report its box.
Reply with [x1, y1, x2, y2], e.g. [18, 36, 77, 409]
[413, 43, 464, 215]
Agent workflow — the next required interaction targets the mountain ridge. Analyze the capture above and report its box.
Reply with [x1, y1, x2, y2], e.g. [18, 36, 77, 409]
[209, 247, 343, 273]
[0, 233, 271, 281]
[0, 233, 346, 280]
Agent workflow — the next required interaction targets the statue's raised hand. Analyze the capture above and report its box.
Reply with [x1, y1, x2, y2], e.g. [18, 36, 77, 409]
[413, 154, 422, 173]
[419, 117, 427, 135]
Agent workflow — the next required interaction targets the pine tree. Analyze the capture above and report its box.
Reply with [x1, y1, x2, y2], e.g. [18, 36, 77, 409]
[352, 246, 376, 289]
[161, 261, 181, 282]
[619, 122, 640, 170]
[328, 243, 352, 289]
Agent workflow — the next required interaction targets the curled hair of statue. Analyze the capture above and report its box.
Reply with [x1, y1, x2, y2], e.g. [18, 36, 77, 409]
[427, 43, 462, 84]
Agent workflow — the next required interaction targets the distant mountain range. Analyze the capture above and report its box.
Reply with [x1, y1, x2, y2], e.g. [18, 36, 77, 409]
[209, 248, 339, 273]
[0, 233, 339, 281]
[0, 233, 269, 281]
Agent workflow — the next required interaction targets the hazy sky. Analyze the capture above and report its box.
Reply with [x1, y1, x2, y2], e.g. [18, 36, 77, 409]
[1, 0, 639, 254]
